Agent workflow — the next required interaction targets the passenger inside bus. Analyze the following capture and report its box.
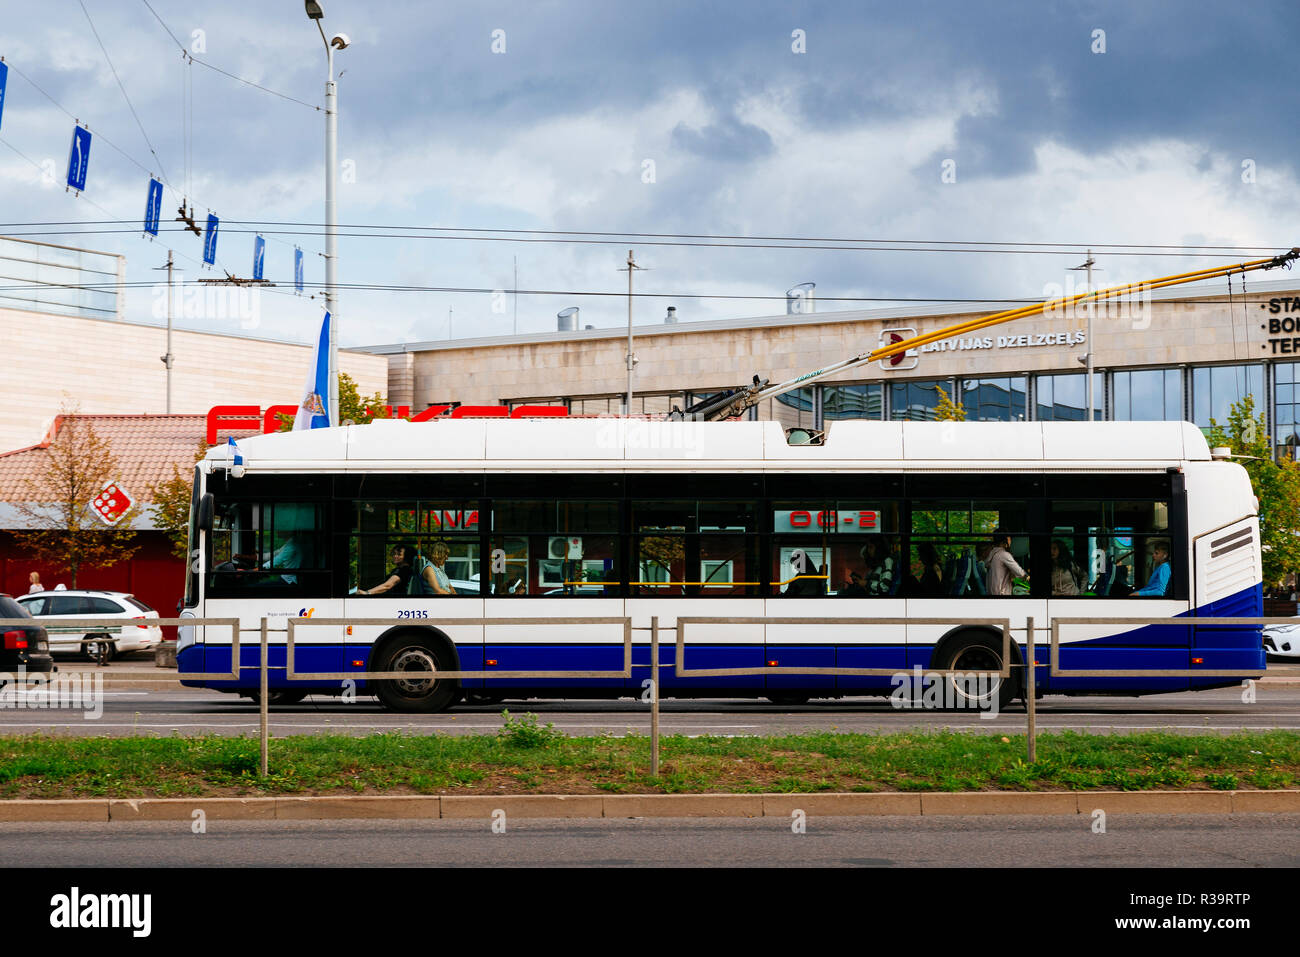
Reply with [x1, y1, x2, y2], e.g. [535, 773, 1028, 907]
[357, 543, 414, 595]
[1133, 541, 1171, 596]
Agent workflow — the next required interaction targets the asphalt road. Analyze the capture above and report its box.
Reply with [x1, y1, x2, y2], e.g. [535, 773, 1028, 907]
[0, 815, 1295, 866]
[1, 674, 1299, 736]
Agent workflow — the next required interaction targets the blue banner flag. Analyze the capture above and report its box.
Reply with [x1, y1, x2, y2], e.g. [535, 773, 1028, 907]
[143, 178, 163, 236]
[252, 234, 266, 281]
[202, 213, 219, 265]
[226, 437, 243, 466]
[293, 311, 332, 430]
[294, 247, 304, 293]
[0, 61, 9, 133]
[66, 125, 91, 192]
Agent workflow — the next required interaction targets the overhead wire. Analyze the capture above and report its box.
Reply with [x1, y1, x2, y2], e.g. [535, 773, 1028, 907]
[78, 0, 172, 189]
[139, 0, 321, 111]
[0, 220, 1290, 259]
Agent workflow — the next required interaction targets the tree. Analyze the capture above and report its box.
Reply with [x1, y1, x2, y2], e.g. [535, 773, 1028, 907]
[12, 411, 140, 588]
[277, 372, 391, 431]
[148, 441, 208, 560]
[1207, 394, 1300, 588]
[934, 385, 967, 421]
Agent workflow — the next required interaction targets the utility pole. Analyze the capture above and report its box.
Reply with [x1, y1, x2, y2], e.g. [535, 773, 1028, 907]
[1070, 250, 1100, 420]
[513, 255, 518, 335]
[621, 249, 642, 416]
[154, 250, 176, 413]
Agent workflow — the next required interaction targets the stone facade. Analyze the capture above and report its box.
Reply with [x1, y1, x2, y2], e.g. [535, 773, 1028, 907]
[0, 305, 389, 454]
[367, 278, 1300, 415]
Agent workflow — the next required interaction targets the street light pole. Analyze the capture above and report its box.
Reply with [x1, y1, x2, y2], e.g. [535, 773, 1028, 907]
[306, 2, 347, 427]
[1071, 250, 1099, 420]
[153, 250, 176, 413]
[623, 249, 640, 416]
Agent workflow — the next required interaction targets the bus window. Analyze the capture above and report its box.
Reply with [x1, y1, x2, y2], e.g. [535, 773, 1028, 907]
[490, 499, 620, 596]
[1049, 500, 1173, 598]
[352, 500, 480, 596]
[772, 502, 898, 597]
[209, 500, 327, 596]
[909, 501, 1032, 597]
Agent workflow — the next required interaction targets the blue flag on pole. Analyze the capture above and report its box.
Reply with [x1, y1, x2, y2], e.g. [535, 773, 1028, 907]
[144, 178, 163, 236]
[203, 213, 219, 265]
[66, 125, 91, 192]
[0, 61, 9, 133]
[226, 437, 244, 466]
[252, 234, 266, 281]
[293, 311, 331, 430]
[294, 247, 304, 293]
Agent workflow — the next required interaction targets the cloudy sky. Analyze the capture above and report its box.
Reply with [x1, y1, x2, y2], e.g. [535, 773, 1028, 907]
[1, 0, 1297, 350]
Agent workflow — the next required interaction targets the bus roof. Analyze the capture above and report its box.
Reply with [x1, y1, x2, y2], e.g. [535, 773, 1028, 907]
[204, 419, 1213, 471]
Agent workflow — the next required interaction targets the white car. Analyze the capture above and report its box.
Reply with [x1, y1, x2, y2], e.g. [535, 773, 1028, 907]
[1263, 618, 1300, 661]
[17, 590, 163, 660]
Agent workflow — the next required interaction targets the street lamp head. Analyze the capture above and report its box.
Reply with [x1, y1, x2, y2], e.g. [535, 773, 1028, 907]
[304, 1, 324, 19]
[330, 32, 351, 50]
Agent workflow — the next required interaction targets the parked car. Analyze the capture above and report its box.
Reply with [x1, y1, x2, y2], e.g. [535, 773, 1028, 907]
[17, 590, 163, 660]
[1264, 617, 1300, 661]
[0, 594, 54, 676]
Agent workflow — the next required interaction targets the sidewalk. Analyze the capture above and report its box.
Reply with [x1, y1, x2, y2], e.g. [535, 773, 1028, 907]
[0, 789, 1297, 822]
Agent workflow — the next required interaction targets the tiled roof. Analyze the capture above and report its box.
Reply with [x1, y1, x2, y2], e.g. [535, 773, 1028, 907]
[0, 414, 257, 503]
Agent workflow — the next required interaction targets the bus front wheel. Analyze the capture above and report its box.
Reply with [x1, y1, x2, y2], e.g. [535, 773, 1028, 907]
[374, 636, 459, 713]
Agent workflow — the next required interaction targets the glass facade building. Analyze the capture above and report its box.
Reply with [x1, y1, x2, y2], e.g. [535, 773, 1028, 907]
[554, 363, 1299, 458]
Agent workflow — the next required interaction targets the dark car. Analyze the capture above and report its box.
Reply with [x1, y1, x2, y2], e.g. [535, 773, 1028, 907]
[0, 594, 54, 677]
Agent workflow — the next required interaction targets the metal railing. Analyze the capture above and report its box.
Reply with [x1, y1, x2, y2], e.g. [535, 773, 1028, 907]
[0, 612, 1286, 775]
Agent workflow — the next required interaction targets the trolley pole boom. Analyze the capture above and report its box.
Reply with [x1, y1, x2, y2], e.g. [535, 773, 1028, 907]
[681, 247, 1300, 422]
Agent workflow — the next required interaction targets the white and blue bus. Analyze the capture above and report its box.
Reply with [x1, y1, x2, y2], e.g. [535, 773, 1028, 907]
[177, 417, 1265, 710]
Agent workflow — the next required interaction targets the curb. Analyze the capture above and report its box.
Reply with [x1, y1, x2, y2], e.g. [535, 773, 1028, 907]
[0, 790, 1296, 822]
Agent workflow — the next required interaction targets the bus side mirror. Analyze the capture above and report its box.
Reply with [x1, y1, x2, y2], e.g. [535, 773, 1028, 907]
[198, 493, 215, 532]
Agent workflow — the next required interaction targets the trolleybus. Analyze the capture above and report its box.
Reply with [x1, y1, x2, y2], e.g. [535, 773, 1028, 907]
[177, 417, 1265, 710]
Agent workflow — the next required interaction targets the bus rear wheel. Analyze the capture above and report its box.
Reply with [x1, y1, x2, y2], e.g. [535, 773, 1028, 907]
[934, 633, 1018, 712]
[374, 637, 458, 713]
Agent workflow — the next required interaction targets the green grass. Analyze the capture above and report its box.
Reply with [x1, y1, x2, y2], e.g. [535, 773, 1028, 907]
[0, 728, 1296, 799]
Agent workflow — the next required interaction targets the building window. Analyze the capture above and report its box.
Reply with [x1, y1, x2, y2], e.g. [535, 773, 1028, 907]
[889, 380, 955, 421]
[1192, 364, 1263, 429]
[959, 376, 1027, 421]
[822, 383, 884, 421]
[1112, 368, 1182, 421]
[770, 387, 815, 429]
[1034, 373, 1103, 421]
[1274, 363, 1300, 457]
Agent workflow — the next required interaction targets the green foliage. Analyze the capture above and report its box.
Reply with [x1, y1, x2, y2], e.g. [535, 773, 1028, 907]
[148, 440, 208, 560]
[933, 385, 966, 421]
[1206, 394, 1300, 587]
[277, 372, 391, 431]
[12, 409, 141, 588]
[496, 710, 566, 748]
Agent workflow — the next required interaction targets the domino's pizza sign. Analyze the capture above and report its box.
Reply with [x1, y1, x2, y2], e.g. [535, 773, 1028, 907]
[92, 483, 134, 526]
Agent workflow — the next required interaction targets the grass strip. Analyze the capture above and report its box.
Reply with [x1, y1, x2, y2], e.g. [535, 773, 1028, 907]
[0, 719, 1296, 799]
